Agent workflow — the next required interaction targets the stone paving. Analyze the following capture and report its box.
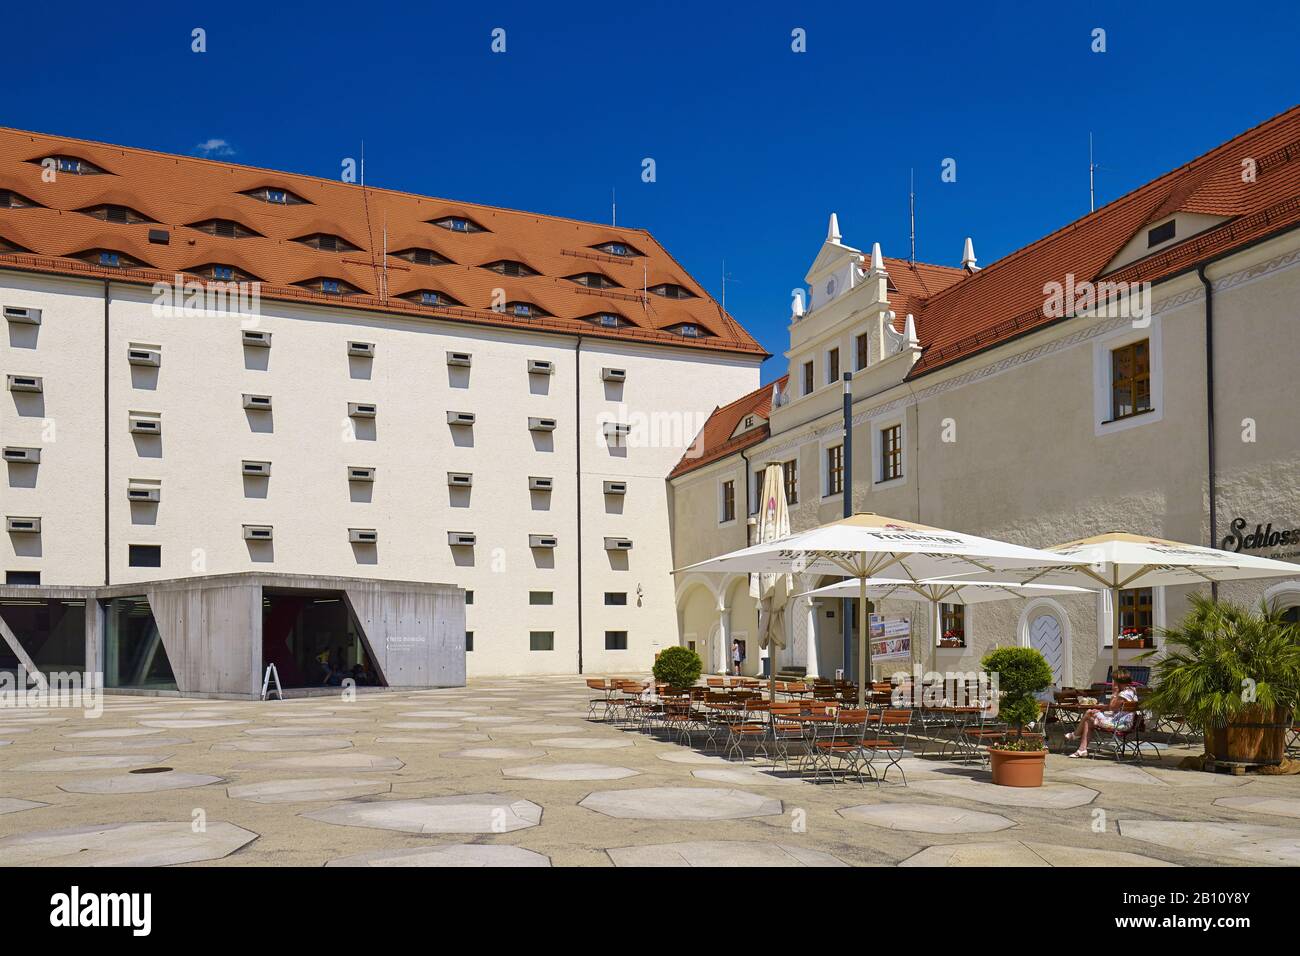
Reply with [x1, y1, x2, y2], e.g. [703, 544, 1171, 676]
[0, 675, 1297, 866]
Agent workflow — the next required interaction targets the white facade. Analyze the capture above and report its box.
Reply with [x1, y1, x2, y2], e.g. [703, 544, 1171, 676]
[1, 269, 760, 676]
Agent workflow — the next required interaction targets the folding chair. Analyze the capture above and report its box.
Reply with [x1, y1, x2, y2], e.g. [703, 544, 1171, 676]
[586, 678, 616, 721]
[1091, 700, 1159, 761]
[725, 700, 771, 763]
[808, 708, 868, 784]
[860, 709, 912, 787]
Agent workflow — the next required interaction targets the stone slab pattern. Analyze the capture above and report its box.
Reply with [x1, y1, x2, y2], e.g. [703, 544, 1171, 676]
[607, 841, 847, 867]
[580, 787, 782, 821]
[899, 841, 1179, 867]
[303, 793, 542, 834]
[326, 845, 551, 867]
[839, 803, 1015, 833]
[0, 822, 258, 866]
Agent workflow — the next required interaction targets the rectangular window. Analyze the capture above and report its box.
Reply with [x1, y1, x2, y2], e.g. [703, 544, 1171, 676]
[5, 570, 40, 586]
[1147, 220, 1176, 247]
[782, 459, 798, 505]
[880, 424, 903, 481]
[825, 444, 843, 497]
[604, 592, 627, 606]
[465, 590, 474, 605]
[465, 631, 474, 652]
[855, 333, 869, 371]
[1115, 587, 1155, 649]
[528, 591, 553, 606]
[802, 360, 814, 395]
[826, 348, 840, 384]
[529, 631, 554, 651]
[604, 630, 628, 651]
[128, 544, 161, 568]
[939, 603, 966, 648]
[720, 480, 735, 523]
[1110, 340, 1152, 421]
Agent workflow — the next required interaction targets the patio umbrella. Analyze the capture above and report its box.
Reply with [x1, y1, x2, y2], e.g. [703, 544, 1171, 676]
[676, 513, 1092, 705]
[953, 531, 1300, 673]
[798, 577, 1094, 693]
[751, 462, 791, 702]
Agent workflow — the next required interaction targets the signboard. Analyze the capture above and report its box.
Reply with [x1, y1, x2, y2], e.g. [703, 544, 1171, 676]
[869, 613, 911, 662]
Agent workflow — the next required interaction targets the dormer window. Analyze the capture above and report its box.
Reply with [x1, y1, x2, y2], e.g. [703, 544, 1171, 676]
[31, 155, 106, 176]
[429, 215, 487, 233]
[79, 204, 155, 225]
[241, 186, 308, 205]
[391, 248, 451, 267]
[1147, 220, 1176, 248]
[592, 241, 642, 258]
[189, 263, 260, 283]
[407, 289, 463, 308]
[76, 248, 149, 270]
[586, 312, 624, 328]
[296, 277, 361, 296]
[294, 233, 360, 253]
[566, 272, 620, 289]
[667, 322, 705, 338]
[483, 259, 539, 278]
[505, 301, 550, 318]
[0, 235, 32, 254]
[0, 190, 40, 209]
[648, 282, 694, 299]
[188, 219, 261, 239]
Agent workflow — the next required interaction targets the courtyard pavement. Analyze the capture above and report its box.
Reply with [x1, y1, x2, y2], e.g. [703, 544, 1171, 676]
[0, 676, 1298, 866]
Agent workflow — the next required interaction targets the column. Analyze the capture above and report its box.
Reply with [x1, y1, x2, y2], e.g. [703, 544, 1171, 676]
[804, 599, 821, 679]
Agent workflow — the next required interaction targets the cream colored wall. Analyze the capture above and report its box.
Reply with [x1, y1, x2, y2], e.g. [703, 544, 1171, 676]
[670, 229, 1300, 686]
[2, 269, 759, 677]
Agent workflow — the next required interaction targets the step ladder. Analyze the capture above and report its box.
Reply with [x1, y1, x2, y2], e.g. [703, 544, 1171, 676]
[261, 663, 284, 701]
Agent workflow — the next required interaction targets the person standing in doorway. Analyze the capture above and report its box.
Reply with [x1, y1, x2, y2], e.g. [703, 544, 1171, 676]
[731, 639, 745, 676]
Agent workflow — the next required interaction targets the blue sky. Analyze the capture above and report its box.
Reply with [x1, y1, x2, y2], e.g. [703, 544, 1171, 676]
[5, 1, 1297, 380]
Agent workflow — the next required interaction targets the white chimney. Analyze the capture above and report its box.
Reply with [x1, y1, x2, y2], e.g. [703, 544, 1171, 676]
[962, 236, 979, 271]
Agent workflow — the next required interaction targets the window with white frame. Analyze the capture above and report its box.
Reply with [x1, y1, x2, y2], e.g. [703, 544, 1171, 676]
[719, 479, 736, 524]
[1093, 319, 1163, 436]
[826, 347, 840, 385]
[824, 444, 843, 497]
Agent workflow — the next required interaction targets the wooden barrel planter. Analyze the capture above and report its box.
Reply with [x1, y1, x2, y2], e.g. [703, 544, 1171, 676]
[1209, 708, 1291, 767]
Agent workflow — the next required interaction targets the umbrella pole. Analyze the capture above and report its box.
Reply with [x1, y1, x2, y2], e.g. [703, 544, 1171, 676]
[857, 575, 869, 706]
[1111, 586, 1121, 678]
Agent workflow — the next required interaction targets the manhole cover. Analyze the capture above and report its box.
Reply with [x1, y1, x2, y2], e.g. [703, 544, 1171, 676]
[129, 767, 173, 774]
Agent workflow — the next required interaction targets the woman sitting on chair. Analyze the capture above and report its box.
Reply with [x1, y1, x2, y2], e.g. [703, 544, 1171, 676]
[1066, 669, 1139, 758]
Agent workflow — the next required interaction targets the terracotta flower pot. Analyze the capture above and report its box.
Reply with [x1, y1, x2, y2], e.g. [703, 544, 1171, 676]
[988, 748, 1047, 787]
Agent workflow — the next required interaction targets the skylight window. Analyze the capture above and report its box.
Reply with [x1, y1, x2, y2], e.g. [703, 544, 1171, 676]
[79, 204, 154, 225]
[483, 259, 539, 278]
[31, 155, 107, 176]
[667, 322, 706, 338]
[649, 282, 695, 299]
[592, 241, 642, 258]
[189, 219, 261, 239]
[294, 233, 360, 253]
[392, 248, 451, 267]
[241, 186, 308, 205]
[407, 289, 463, 308]
[296, 277, 360, 296]
[504, 301, 550, 318]
[566, 272, 620, 289]
[0, 190, 40, 209]
[76, 248, 149, 269]
[190, 263, 259, 283]
[430, 215, 487, 233]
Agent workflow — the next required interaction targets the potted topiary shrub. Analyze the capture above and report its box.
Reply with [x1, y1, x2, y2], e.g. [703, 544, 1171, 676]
[981, 646, 1054, 787]
[653, 645, 703, 690]
[1143, 595, 1300, 771]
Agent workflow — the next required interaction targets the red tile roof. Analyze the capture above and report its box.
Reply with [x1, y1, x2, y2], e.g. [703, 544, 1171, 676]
[672, 104, 1300, 478]
[0, 127, 766, 358]
[910, 104, 1300, 374]
[668, 375, 787, 479]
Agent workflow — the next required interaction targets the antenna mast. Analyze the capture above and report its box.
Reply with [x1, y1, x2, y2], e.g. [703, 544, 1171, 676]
[1089, 133, 1101, 212]
[909, 169, 916, 266]
[611, 188, 616, 227]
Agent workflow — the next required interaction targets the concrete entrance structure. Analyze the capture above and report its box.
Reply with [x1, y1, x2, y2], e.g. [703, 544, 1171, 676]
[0, 571, 465, 698]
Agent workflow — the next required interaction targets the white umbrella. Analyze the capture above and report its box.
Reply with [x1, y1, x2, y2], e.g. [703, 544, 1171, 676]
[677, 513, 1092, 704]
[952, 531, 1300, 672]
[752, 463, 791, 699]
[799, 577, 1094, 688]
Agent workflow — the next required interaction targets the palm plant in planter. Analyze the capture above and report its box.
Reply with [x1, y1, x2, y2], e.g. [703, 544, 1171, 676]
[981, 646, 1054, 787]
[1143, 595, 1300, 769]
